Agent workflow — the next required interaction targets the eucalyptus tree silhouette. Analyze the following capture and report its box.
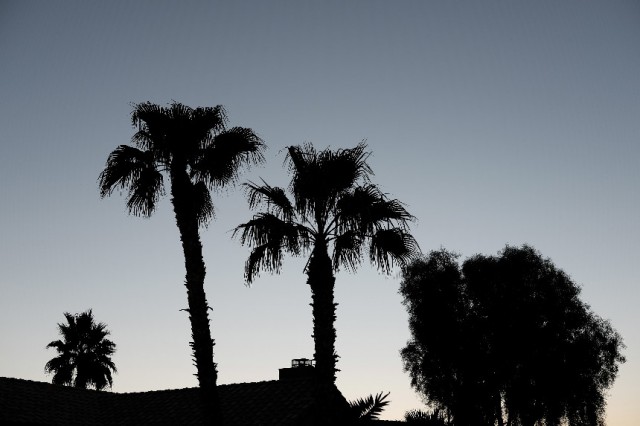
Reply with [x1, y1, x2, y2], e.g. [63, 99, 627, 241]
[98, 102, 264, 409]
[400, 245, 626, 426]
[45, 310, 116, 390]
[235, 142, 418, 383]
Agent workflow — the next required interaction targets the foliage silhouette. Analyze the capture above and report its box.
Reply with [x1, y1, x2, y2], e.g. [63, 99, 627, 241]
[404, 409, 449, 425]
[99, 101, 264, 418]
[400, 245, 625, 426]
[45, 310, 116, 391]
[348, 391, 390, 422]
[235, 142, 419, 383]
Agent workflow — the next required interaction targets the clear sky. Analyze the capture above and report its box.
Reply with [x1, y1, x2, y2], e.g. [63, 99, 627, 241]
[1, 0, 638, 422]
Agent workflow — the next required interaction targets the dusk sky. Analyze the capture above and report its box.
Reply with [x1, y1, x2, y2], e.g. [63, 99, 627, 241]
[1, 1, 638, 422]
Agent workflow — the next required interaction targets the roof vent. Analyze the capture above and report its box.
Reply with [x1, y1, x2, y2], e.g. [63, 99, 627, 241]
[291, 358, 314, 368]
[279, 358, 316, 381]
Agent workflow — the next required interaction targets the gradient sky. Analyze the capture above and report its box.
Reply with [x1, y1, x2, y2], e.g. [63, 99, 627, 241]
[1, 1, 638, 422]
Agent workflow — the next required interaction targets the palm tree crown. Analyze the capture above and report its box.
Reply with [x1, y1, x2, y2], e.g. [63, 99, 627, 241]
[98, 102, 264, 419]
[99, 102, 264, 220]
[235, 142, 418, 382]
[45, 310, 116, 390]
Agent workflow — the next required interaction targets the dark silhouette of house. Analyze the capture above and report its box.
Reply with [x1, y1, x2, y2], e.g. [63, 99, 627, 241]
[0, 360, 352, 425]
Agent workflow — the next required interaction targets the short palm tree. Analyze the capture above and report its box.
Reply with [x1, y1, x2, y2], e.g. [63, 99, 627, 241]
[45, 310, 116, 390]
[98, 102, 264, 407]
[235, 142, 418, 383]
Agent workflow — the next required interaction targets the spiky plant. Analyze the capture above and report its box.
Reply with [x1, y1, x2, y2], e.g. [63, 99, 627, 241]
[349, 391, 391, 421]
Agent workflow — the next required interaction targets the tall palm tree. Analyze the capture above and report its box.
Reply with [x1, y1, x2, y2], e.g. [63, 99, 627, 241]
[235, 142, 418, 383]
[45, 310, 117, 390]
[98, 102, 264, 408]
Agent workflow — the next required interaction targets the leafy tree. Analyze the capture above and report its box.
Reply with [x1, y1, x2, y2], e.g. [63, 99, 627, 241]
[400, 245, 625, 426]
[45, 310, 116, 390]
[235, 142, 418, 383]
[98, 102, 264, 411]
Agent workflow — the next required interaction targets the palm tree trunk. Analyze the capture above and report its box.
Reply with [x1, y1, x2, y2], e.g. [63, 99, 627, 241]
[307, 240, 337, 384]
[496, 395, 504, 426]
[169, 164, 220, 422]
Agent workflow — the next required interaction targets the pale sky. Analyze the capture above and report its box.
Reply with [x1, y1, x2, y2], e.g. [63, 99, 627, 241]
[1, 1, 638, 422]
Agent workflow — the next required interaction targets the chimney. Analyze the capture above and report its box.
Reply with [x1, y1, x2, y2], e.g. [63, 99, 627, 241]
[278, 358, 316, 381]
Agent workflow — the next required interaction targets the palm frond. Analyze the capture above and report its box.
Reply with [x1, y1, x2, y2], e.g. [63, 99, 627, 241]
[319, 141, 372, 193]
[98, 145, 165, 217]
[192, 126, 265, 187]
[191, 181, 215, 226]
[234, 213, 294, 246]
[244, 180, 294, 221]
[172, 103, 227, 159]
[44, 355, 74, 386]
[285, 142, 317, 176]
[46, 339, 65, 351]
[285, 142, 373, 221]
[348, 391, 391, 421]
[131, 102, 165, 130]
[285, 143, 317, 218]
[243, 243, 285, 284]
[168, 101, 194, 118]
[125, 162, 165, 217]
[99, 145, 150, 195]
[130, 129, 155, 152]
[130, 102, 171, 152]
[234, 213, 310, 282]
[369, 228, 420, 273]
[131, 102, 228, 162]
[332, 230, 363, 272]
[336, 185, 414, 235]
[191, 104, 228, 142]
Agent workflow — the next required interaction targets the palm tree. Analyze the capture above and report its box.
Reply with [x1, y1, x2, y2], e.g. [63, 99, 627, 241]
[45, 310, 117, 390]
[234, 142, 418, 383]
[98, 102, 264, 409]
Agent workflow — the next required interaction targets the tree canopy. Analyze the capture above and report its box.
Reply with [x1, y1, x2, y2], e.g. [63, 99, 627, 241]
[45, 310, 117, 391]
[400, 245, 625, 426]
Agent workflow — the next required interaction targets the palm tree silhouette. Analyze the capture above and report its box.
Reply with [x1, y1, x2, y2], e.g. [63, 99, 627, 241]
[235, 142, 418, 383]
[45, 310, 116, 390]
[98, 102, 264, 407]
[349, 391, 391, 422]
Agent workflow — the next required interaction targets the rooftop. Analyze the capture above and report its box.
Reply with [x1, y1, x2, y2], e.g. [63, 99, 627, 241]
[0, 375, 350, 425]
